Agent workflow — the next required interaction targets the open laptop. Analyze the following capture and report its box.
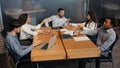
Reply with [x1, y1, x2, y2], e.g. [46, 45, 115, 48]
[38, 34, 57, 50]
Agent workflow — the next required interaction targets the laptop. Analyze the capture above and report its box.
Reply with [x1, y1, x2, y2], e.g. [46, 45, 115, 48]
[38, 34, 57, 50]
[61, 34, 72, 39]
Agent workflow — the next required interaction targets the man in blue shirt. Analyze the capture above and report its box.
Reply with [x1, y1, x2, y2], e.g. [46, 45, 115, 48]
[5, 19, 41, 61]
[74, 17, 116, 56]
[74, 18, 116, 68]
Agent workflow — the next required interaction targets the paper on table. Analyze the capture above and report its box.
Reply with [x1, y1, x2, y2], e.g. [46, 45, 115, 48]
[71, 23, 78, 27]
[73, 36, 90, 41]
[60, 29, 68, 32]
[64, 30, 74, 36]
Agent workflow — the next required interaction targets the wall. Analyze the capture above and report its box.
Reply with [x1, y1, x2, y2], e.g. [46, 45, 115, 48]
[89, 0, 120, 19]
[0, 0, 88, 25]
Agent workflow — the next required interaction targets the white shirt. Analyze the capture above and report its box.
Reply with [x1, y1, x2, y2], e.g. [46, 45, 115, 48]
[20, 23, 41, 40]
[45, 15, 67, 27]
[82, 21, 97, 30]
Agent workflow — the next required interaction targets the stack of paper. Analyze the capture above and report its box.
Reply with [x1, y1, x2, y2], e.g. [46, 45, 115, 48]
[73, 36, 90, 41]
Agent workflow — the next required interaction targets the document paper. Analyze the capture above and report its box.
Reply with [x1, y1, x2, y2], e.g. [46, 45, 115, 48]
[73, 36, 90, 41]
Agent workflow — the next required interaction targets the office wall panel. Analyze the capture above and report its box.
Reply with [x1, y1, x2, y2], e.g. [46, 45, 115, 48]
[89, 0, 120, 19]
[0, 0, 88, 25]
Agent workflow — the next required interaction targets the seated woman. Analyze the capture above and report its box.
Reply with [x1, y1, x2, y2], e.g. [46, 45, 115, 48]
[78, 11, 98, 43]
[78, 11, 98, 30]
[18, 13, 46, 45]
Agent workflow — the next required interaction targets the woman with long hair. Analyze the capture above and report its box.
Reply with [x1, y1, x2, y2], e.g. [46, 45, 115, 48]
[18, 13, 46, 45]
[78, 11, 98, 30]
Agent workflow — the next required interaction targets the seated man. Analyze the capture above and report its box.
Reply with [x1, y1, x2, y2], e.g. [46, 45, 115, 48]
[5, 19, 41, 61]
[44, 8, 70, 28]
[74, 17, 116, 56]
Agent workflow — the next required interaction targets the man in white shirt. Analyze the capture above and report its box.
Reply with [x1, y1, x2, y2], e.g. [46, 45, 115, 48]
[44, 8, 70, 28]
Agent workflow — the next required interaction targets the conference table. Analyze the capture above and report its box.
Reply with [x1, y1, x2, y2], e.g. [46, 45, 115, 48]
[61, 26, 101, 59]
[31, 26, 101, 67]
[31, 29, 66, 62]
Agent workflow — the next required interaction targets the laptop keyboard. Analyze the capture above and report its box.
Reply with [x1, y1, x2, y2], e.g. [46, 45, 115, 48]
[41, 43, 48, 50]
[62, 34, 72, 39]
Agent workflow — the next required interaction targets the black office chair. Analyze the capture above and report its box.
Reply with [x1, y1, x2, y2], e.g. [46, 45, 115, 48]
[44, 21, 52, 27]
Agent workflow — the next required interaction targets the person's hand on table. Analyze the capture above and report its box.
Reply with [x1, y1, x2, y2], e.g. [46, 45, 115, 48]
[43, 29, 51, 34]
[73, 30, 80, 36]
[78, 24, 84, 29]
[39, 29, 51, 35]
[32, 40, 42, 47]
[37, 30, 43, 34]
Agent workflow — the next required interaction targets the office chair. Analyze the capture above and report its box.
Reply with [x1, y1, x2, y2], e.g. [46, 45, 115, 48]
[112, 27, 120, 68]
[90, 27, 119, 68]
[112, 37, 120, 68]
[5, 45, 40, 68]
[44, 21, 52, 27]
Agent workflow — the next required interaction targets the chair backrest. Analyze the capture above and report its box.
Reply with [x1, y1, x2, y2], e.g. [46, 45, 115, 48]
[113, 27, 120, 37]
[4, 44, 17, 63]
[112, 27, 120, 68]
[109, 34, 118, 51]
[48, 21, 52, 27]
[109, 27, 120, 51]
[44, 21, 52, 27]
[112, 36, 120, 68]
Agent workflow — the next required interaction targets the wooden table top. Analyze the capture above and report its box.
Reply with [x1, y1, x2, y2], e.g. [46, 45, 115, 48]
[31, 30, 66, 62]
[31, 27, 101, 62]
[62, 35, 101, 59]
[62, 26, 100, 59]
